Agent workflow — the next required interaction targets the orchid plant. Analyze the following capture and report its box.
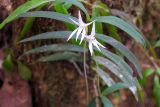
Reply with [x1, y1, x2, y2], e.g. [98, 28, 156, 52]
[0, 0, 146, 106]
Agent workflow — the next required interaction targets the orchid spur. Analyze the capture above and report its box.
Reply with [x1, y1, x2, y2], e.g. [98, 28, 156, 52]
[67, 11, 94, 44]
[85, 22, 106, 56]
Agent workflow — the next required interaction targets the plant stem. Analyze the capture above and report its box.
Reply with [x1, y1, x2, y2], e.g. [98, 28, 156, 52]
[139, 44, 159, 69]
[93, 52, 101, 107]
[93, 53, 101, 95]
[83, 41, 89, 104]
[93, 78, 100, 107]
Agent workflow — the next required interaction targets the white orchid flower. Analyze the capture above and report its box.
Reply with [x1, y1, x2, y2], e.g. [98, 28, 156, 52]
[85, 23, 106, 56]
[67, 11, 94, 44]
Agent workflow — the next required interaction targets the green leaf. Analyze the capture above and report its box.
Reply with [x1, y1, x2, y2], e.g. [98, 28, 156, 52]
[2, 54, 13, 71]
[91, 16, 145, 45]
[96, 33, 142, 77]
[54, 4, 76, 30]
[102, 83, 127, 95]
[19, 17, 35, 40]
[154, 76, 160, 86]
[63, 2, 72, 9]
[96, 48, 134, 75]
[19, 11, 78, 24]
[19, 3, 46, 40]
[153, 76, 160, 107]
[24, 44, 86, 55]
[155, 68, 160, 75]
[94, 2, 122, 41]
[143, 68, 154, 77]
[139, 68, 154, 86]
[39, 52, 82, 62]
[17, 61, 32, 80]
[95, 56, 140, 99]
[95, 2, 110, 15]
[92, 6, 103, 33]
[101, 96, 114, 107]
[107, 24, 122, 42]
[96, 67, 115, 87]
[19, 31, 83, 43]
[0, 0, 88, 29]
[59, 0, 88, 15]
[0, 0, 55, 29]
[95, 56, 139, 89]
[19, 31, 70, 43]
[154, 40, 160, 48]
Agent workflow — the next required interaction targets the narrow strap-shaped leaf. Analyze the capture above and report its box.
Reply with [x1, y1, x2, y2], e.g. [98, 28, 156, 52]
[24, 44, 86, 55]
[19, 3, 46, 40]
[101, 96, 114, 107]
[39, 52, 82, 62]
[0, 0, 55, 29]
[20, 31, 71, 43]
[0, 0, 87, 29]
[96, 33, 142, 77]
[95, 56, 139, 89]
[92, 5, 103, 33]
[101, 49, 141, 88]
[96, 67, 115, 87]
[95, 2, 122, 41]
[59, 0, 88, 15]
[19, 11, 78, 24]
[94, 48, 133, 75]
[54, 3, 76, 30]
[102, 83, 127, 95]
[96, 56, 140, 99]
[91, 16, 145, 45]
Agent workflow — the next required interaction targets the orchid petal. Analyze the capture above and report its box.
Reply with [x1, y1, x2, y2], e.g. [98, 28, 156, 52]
[69, 18, 79, 25]
[79, 29, 86, 44]
[78, 11, 83, 24]
[76, 27, 83, 41]
[89, 41, 93, 56]
[96, 40, 106, 48]
[67, 28, 78, 41]
[86, 20, 96, 26]
[93, 40, 101, 51]
[91, 22, 96, 36]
